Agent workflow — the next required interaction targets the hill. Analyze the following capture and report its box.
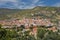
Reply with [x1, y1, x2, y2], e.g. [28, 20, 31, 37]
[0, 6, 60, 23]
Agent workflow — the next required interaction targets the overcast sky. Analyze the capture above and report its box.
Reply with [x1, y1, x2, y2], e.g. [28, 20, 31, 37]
[0, 0, 60, 9]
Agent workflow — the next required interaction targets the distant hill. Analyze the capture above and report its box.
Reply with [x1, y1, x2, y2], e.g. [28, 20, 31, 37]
[0, 6, 60, 22]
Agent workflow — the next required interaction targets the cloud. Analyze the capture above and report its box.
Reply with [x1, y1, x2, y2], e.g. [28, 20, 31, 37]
[0, 0, 45, 9]
[0, 0, 19, 8]
[0, 0, 17, 3]
[52, 2, 60, 7]
[18, 4, 36, 9]
[18, 0, 45, 9]
[0, 0, 18, 5]
[32, 0, 39, 4]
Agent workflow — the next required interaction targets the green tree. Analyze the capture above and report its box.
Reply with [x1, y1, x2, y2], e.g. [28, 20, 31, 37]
[20, 25, 25, 31]
[0, 24, 2, 28]
[37, 28, 47, 40]
[43, 31, 60, 40]
[0, 28, 7, 40]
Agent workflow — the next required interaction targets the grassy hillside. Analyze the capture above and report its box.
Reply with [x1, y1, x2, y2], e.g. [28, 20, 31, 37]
[0, 6, 60, 22]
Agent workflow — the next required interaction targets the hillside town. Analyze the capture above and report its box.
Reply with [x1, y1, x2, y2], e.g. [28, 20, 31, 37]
[0, 18, 53, 28]
[0, 17, 58, 33]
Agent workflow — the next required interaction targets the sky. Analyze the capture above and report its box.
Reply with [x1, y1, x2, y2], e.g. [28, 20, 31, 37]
[0, 0, 60, 9]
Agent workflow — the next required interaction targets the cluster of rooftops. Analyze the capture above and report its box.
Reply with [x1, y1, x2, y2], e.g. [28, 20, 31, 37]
[0, 18, 54, 28]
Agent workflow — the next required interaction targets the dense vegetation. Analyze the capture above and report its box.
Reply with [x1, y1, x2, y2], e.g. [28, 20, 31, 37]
[0, 24, 60, 40]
